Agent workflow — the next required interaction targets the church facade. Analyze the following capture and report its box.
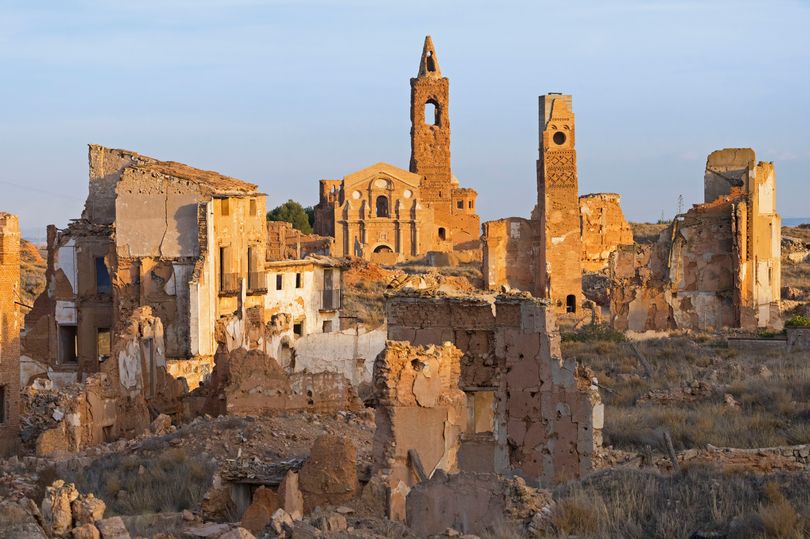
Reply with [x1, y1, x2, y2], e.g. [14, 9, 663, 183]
[314, 36, 480, 263]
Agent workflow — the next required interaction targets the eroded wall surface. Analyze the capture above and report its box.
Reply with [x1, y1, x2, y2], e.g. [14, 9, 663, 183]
[481, 218, 537, 293]
[0, 213, 21, 456]
[386, 292, 602, 487]
[195, 348, 361, 416]
[579, 193, 633, 272]
[372, 341, 466, 487]
[609, 149, 781, 331]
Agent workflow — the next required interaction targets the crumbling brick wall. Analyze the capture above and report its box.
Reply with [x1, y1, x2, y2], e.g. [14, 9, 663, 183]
[194, 347, 361, 417]
[481, 218, 537, 293]
[266, 221, 332, 261]
[609, 148, 781, 332]
[372, 341, 466, 487]
[579, 193, 633, 272]
[385, 292, 602, 487]
[0, 213, 21, 456]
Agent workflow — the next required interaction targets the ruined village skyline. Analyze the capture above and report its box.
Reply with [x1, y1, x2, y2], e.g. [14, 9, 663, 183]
[2, 3, 810, 538]
[3, 1, 810, 238]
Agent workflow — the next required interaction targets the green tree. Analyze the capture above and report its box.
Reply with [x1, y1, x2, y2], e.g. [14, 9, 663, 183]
[267, 199, 314, 234]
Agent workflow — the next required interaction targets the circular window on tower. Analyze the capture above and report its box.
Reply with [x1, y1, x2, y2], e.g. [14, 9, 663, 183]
[352, 190, 361, 200]
[403, 189, 413, 199]
[553, 131, 566, 145]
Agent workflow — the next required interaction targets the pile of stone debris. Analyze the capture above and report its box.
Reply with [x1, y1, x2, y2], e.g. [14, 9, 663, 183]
[19, 379, 82, 450]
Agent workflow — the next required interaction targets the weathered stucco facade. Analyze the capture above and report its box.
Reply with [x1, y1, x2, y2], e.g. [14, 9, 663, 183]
[24, 145, 349, 451]
[609, 148, 781, 331]
[0, 213, 21, 456]
[314, 36, 480, 263]
[384, 291, 602, 487]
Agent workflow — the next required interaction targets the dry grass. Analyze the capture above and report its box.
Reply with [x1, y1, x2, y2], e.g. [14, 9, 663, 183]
[340, 278, 387, 329]
[563, 336, 810, 450]
[62, 448, 216, 516]
[542, 468, 810, 538]
[630, 222, 669, 244]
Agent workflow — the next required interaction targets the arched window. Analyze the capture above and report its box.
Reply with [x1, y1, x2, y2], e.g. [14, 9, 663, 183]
[424, 100, 440, 126]
[376, 195, 389, 218]
[438, 227, 447, 241]
[566, 294, 577, 313]
[426, 50, 437, 72]
[374, 244, 393, 253]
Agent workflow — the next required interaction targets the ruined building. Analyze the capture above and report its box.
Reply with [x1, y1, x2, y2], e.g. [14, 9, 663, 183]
[24, 146, 342, 404]
[0, 213, 21, 456]
[609, 148, 781, 331]
[314, 36, 480, 263]
[24, 145, 267, 380]
[482, 95, 633, 313]
[381, 291, 603, 487]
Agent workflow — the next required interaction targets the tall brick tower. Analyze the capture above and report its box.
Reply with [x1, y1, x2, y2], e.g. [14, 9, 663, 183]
[410, 35, 452, 211]
[536, 94, 582, 313]
[0, 212, 21, 456]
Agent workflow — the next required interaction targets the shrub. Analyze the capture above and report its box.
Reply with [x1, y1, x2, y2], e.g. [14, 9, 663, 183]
[63, 448, 216, 516]
[785, 315, 810, 328]
[562, 324, 627, 343]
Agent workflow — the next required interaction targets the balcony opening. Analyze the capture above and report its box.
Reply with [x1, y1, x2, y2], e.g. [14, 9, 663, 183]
[95, 257, 111, 295]
[566, 294, 577, 313]
[438, 227, 446, 241]
[295, 272, 303, 288]
[276, 274, 283, 290]
[58, 325, 78, 364]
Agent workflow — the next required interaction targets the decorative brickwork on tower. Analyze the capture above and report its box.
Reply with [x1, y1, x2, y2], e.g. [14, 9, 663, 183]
[536, 94, 582, 313]
[0, 212, 21, 456]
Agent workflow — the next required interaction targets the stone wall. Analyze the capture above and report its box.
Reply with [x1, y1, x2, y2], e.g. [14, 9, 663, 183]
[0, 213, 21, 456]
[386, 292, 602, 487]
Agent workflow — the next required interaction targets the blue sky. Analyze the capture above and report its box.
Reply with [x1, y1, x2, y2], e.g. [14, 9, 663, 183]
[2, 0, 809, 238]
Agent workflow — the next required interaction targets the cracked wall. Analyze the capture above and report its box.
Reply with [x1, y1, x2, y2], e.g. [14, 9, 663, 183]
[385, 292, 602, 487]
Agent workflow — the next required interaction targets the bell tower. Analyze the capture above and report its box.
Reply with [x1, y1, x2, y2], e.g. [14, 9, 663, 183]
[536, 93, 582, 313]
[409, 35, 452, 208]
